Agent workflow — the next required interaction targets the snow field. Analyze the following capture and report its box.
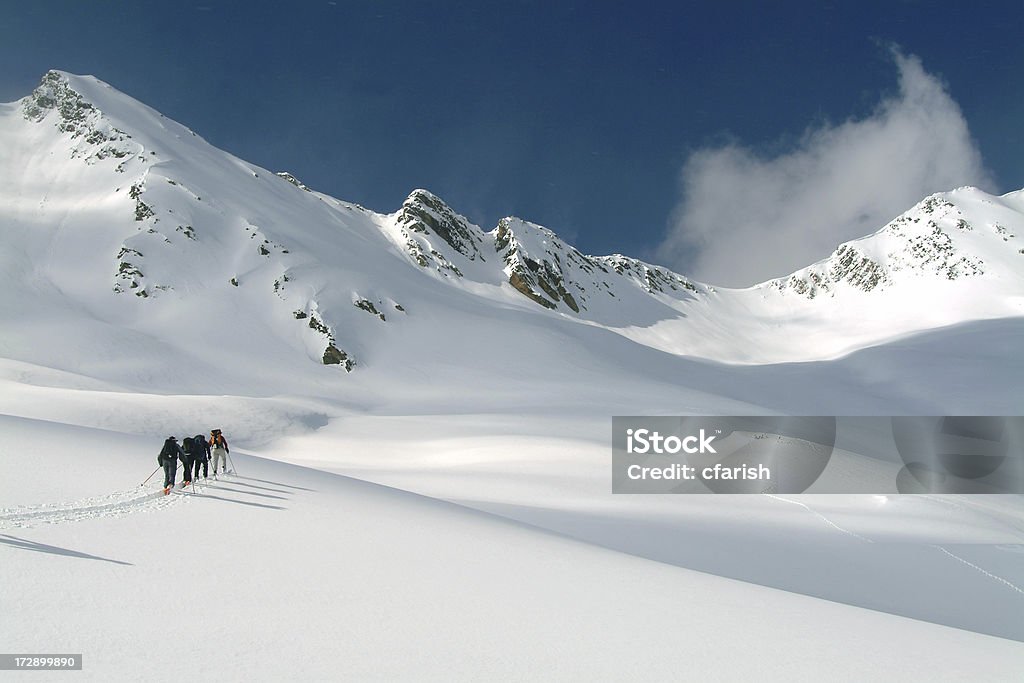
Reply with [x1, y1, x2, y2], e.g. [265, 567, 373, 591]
[3, 415, 1023, 681]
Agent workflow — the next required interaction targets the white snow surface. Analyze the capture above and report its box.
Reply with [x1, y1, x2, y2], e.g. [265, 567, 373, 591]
[3, 415, 1023, 681]
[2, 71, 1024, 680]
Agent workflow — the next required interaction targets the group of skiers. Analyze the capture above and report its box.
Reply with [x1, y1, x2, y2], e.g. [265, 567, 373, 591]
[157, 429, 230, 495]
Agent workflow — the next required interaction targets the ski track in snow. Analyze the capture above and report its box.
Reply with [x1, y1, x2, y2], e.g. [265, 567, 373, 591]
[765, 493, 1024, 601]
[914, 495, 1024, 599]
[0, 482, 194, 529]
[763, 493, 875, 543]
[931, 545, 1024, 598]
[919, 494, 1024, 536]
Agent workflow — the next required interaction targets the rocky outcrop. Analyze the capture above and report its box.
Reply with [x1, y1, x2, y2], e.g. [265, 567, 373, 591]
[23, 71, 135, 163]
[397, 189, 486, 263]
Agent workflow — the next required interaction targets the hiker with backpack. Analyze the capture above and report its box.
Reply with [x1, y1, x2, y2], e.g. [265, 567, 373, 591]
[210, 429, 230, 474]
[179, 437, 195, 488]
[157, 436, 184, 495]
[191, 433, 210, 480]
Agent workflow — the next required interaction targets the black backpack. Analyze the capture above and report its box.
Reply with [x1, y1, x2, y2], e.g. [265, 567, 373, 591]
[158, 438, 176, 464]
[183, 437, 195, 455]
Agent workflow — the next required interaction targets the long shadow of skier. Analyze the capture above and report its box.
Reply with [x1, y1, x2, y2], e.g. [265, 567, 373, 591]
[216, 480, 292, 495]
[186, 493, 286, 511]
[233, 475, 315, 492]
[200, 484, 289, 501]
[0, 534, 133, 566]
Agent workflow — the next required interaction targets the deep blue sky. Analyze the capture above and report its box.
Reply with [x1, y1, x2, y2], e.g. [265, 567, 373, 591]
[2, 1, 1021, 274]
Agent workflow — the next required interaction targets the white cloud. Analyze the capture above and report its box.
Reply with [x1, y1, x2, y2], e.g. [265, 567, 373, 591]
[659, 50, 995, 288]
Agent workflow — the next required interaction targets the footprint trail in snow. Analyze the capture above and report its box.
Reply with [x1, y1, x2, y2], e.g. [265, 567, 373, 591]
[0, 483, 197, 529]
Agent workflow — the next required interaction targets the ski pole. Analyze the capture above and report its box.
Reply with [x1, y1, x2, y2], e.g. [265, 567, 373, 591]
[142, 465, 161, 486]
[227, 451, 238, 475]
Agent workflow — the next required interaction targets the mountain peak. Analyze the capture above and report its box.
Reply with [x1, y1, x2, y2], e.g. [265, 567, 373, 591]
[766, 186, 1024, 300]
[403, 187, 445, 206]
[23, 70, 95, 130]
[18, 69, 206, 159]
[17, 70, 138, 168]
[492, 217, 701, 317]
[395, 188, 486, 264]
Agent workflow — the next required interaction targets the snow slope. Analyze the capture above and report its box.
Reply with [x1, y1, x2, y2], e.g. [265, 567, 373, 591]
[2, 71, 1024, 679]
[2, 416, 1022, 681]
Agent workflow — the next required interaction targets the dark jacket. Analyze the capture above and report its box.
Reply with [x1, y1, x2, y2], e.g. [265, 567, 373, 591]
[193, 434, 211, 460]
[157, 438, 185, 466]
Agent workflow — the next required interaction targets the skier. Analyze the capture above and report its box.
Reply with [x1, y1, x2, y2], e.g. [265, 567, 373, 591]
[157, 436, 184, 495]
[210, 429, 230, 475]
[179, 437, 195, 488]
[191, 433, 210, 480]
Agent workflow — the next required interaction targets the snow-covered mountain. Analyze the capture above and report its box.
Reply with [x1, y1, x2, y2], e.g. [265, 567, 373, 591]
[2, 70, 1022, 395]
[4, 71, 1024, 676]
